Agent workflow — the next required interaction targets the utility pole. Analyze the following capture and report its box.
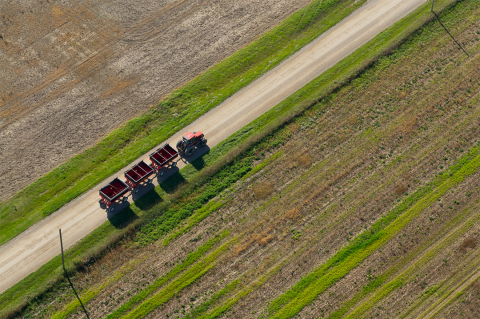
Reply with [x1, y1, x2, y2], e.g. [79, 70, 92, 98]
[59, 229, 66, 272]
[59, 229, 90, 319]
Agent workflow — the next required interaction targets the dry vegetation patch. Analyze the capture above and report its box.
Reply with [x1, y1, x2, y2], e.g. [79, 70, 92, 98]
[459, 237, 477, 253]
[253, 181, 275, 200]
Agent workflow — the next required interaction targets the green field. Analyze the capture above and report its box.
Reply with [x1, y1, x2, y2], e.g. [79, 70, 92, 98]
[4, 0, 480, 318]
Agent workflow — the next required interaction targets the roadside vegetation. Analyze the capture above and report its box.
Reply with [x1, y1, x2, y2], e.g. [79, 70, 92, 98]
[0, 0, 367, 247]
[3, 0, 480, 318]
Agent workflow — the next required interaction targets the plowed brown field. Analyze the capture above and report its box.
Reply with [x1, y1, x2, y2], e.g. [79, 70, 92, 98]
[0, 0, 309, 202]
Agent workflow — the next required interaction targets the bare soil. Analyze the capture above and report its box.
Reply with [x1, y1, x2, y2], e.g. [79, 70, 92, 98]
[22, 27, 480, 316]
[9, 2, 480, 319]
[0, 0, 431, 295]
[0, 0, 310, 202]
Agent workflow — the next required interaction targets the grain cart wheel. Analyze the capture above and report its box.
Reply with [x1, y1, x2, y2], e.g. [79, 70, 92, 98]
[185, 147, 195, 157]
[176, 140, 184, 153]
[109, 206, 115, 212]
[201, 138, 207, 146]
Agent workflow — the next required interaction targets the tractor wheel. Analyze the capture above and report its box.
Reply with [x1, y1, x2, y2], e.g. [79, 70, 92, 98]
[201, 138, 207, 146]
[185, 147, 194, 157]
[176, 140, 183, 152]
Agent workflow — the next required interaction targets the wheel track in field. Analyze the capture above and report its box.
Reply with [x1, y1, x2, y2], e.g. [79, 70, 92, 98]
[0, 0, 215, 128]
[339, 196, 480, 319]
[0, 0, 428, 294]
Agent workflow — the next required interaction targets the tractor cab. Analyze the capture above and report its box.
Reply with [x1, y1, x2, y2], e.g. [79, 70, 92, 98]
[177, 131, 207, 157]
[182, 131, 203, 146]
[182, 132, 196, 145]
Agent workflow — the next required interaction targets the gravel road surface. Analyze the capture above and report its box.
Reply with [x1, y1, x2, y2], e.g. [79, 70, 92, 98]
[0, 0, 310, 202]
[0, 0, 427, 294]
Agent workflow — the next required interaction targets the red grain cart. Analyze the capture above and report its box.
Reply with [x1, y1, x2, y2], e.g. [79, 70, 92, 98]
[149, 143, 178, 176]
[99, 178, 129, 212]
[124, 160, 155, 194]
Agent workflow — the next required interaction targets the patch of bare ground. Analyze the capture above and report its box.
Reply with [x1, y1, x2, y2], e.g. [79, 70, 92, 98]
[0, 0, 311, 202]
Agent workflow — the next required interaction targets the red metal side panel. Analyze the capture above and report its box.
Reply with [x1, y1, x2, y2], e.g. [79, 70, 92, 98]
[99, 178, 129, 202]
[150, 143, 178, 167]
[125, 161, 154, 184]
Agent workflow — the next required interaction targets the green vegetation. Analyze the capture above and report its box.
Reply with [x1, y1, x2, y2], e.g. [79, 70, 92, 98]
[185, 280, 241, 319]
[0, 0, 367, 247]
[199, 246, 311, 319]
[106, 231, 229, 319]
[162, 200, 225, 246]
[4, 0, 479, 318]
[266, 148, 480, 318]
[121, 238, 236, 319]
[51, 259, 143, 319]
[331, 202, 480, 319]
[51, 232, 229, 319]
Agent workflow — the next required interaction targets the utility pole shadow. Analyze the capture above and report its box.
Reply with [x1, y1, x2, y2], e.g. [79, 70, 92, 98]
[65, 275, 89, 318]
[59, 229, 90, 319]
[432, 1, 469, 57]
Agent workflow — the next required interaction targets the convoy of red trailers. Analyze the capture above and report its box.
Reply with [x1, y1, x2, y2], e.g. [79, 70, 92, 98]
[99, 131, 207, 212]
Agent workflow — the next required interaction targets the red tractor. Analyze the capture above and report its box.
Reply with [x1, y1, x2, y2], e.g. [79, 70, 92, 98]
[176, 131, 207, 156]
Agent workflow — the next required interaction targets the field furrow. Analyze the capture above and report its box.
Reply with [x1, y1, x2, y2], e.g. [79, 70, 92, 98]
[7, 0, 480, 318]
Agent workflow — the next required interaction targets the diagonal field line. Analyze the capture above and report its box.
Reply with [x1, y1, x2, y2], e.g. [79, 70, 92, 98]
[0, 0, 428, 294]
[268, 150, 480, 319]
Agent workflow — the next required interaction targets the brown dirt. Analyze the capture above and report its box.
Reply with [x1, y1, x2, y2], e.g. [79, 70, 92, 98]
[1, 0, 432, 295]
[0, 0, 310, 202]
[12, 2, 480, 319]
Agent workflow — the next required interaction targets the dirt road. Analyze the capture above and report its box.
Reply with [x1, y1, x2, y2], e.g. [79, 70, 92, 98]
[0, 0, 310, 202]
[0, 0, 427, 294]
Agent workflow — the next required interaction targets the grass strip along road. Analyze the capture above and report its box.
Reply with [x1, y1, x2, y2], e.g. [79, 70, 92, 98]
[2, 0, 459, 316]
[0, 0, 366, 248]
